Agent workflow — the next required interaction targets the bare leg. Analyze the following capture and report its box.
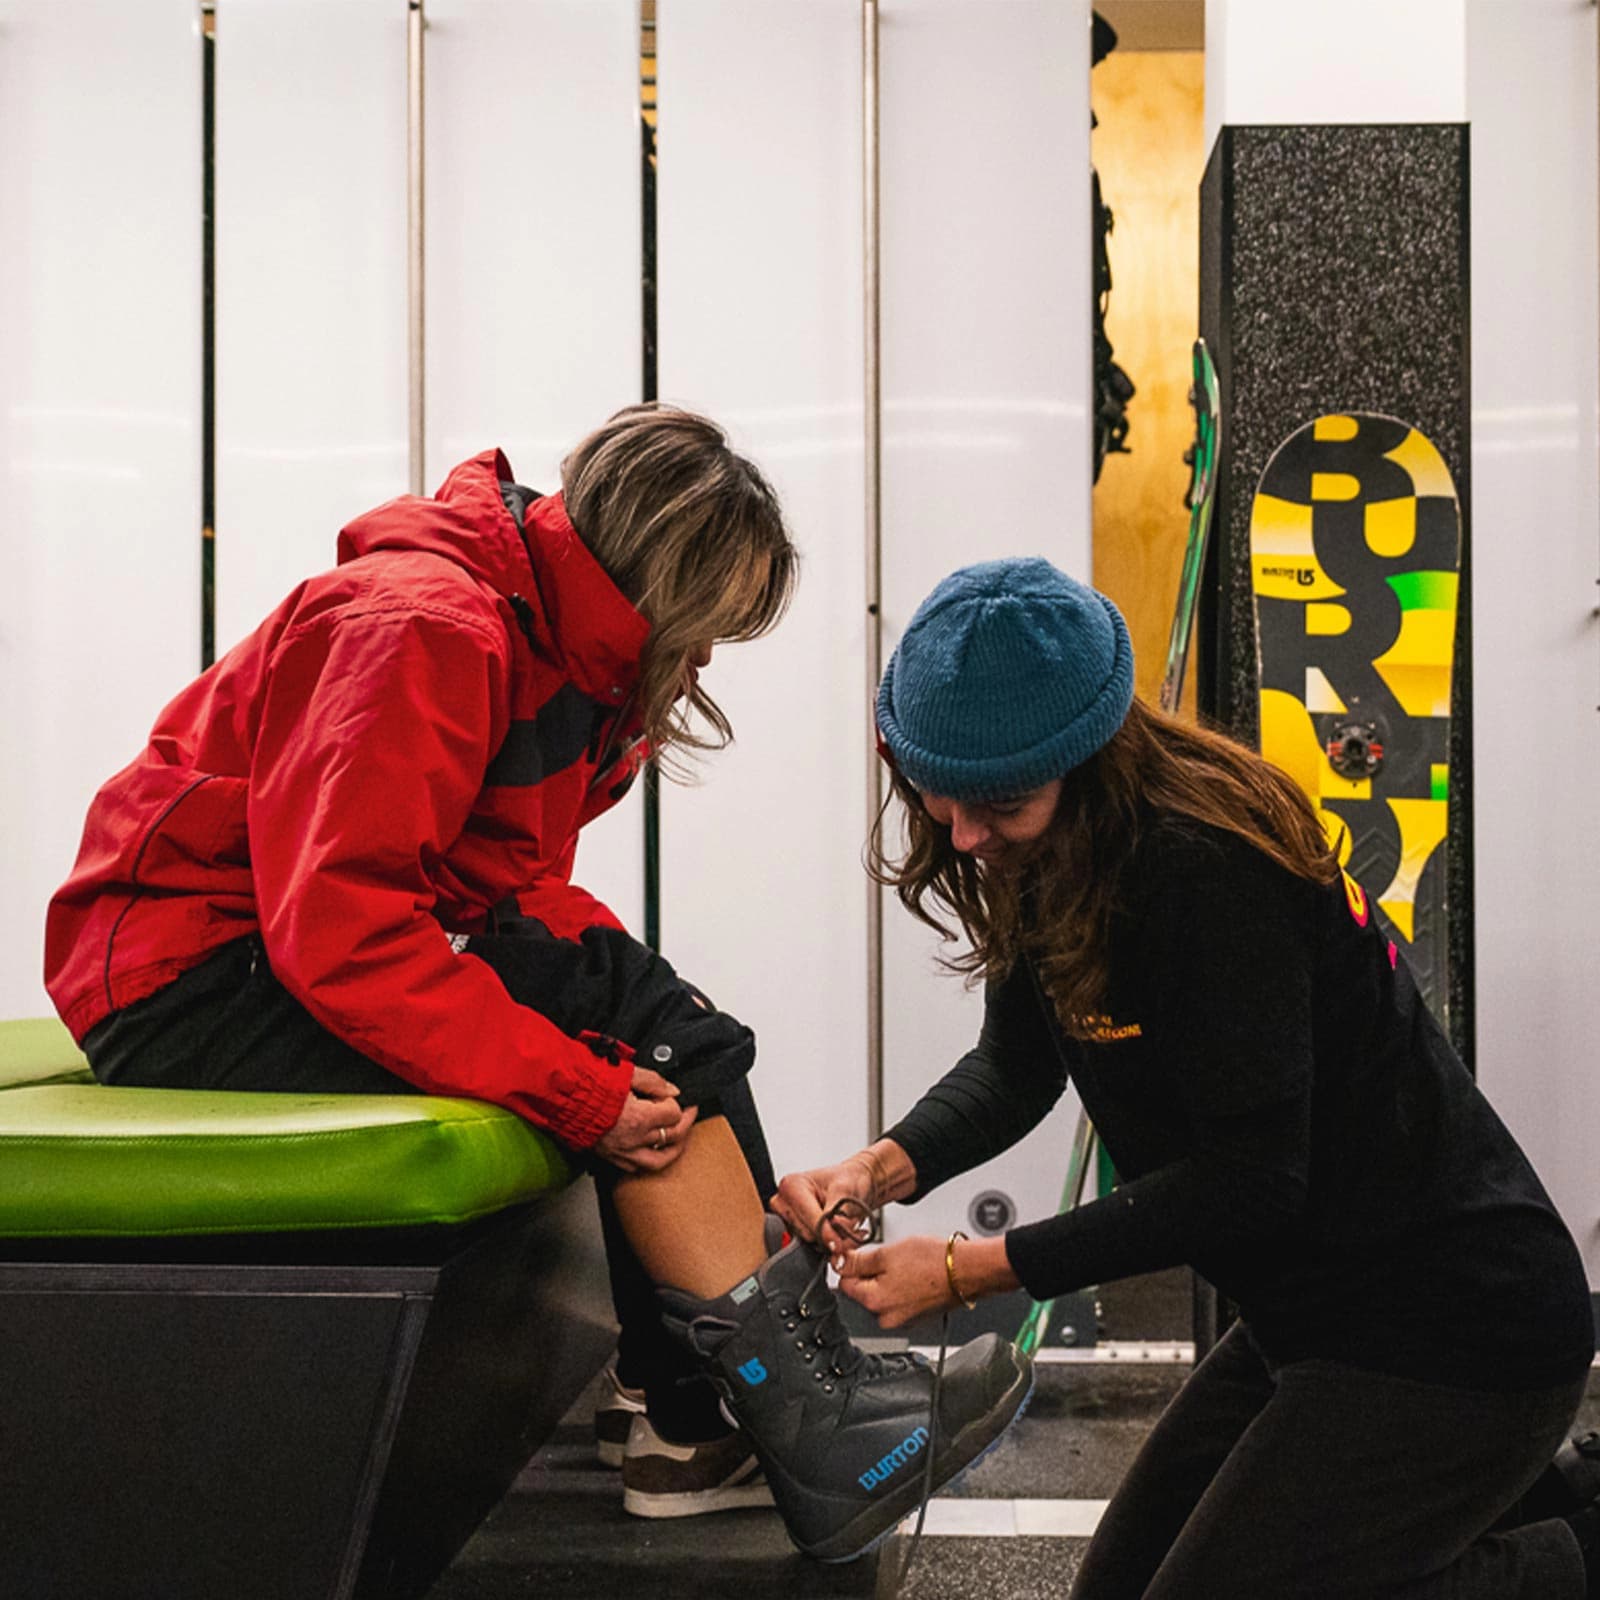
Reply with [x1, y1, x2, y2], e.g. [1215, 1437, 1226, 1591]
[613, 1114, 768, 1298]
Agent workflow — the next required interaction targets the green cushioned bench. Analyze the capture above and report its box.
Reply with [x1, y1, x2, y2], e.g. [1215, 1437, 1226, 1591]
[0, 1014, 97, 1087]
[0, 1020, 573, 1238]
[0, 1017, 615, 1600]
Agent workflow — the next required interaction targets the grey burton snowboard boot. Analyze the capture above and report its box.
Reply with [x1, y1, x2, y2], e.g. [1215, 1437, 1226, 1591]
[658, 1231, 1033, 1561]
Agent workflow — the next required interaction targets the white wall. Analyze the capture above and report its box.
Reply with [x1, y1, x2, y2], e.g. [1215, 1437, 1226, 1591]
[3, 0, 650, 1020]
[422, 0, 645, 930]
[656, 0, 1093, 1200]
[0, 0, 203, 1020]
[2, 1, 1097, 1231]
[1207, 0, 1600, 1278]
[216, 0, 644, 930]
[3, 0, 1588, 1297]
[214, 0, 409, 659]
[877, 0, 1093, 1248]
[655, 0, 872, 1175]
[1467, 0, 1600, 1282]
[1206, 0, 1466, 150]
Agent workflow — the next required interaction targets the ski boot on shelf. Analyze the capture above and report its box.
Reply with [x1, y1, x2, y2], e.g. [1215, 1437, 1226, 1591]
[658, 1225, 1033, 1562]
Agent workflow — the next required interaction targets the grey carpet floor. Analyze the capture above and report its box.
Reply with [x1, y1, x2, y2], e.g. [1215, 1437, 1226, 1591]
[427, 1270, 1600, 1600]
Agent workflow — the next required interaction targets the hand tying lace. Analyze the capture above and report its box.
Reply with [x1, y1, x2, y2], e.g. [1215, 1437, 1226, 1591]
[774, 1199, 925, 1395]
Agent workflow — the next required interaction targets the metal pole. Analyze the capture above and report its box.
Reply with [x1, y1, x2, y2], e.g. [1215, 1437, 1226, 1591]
[642, 1, 661, 951]
[407, 0, 426, 496]
[863, 0, 884, 1142]
[201, 1, 217, 671]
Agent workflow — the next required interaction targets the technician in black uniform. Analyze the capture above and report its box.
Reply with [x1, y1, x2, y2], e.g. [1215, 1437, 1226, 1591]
[774, 558, 1599, 1599]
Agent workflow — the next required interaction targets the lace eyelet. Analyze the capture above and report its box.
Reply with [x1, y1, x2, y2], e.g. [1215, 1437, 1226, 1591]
[823, 1383, 835, 1394]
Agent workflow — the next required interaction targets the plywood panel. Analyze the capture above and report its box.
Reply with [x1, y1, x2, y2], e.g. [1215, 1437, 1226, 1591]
[1089, 50, 1206, 713]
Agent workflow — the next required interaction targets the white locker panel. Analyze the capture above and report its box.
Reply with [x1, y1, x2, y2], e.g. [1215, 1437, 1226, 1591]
[425, 0, 644, 933]
[656, 0, 870, 1176]
[1204, 0, 1465, 151]
[0, 0, 202, 1020]
[879, 0, 1094, 1252]
[214, 0, 409, 656]
[1467, 0, 1600, 1280]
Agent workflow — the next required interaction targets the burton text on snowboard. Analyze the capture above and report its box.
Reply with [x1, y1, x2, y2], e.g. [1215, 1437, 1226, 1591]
[1250, 412, 1461, 1023]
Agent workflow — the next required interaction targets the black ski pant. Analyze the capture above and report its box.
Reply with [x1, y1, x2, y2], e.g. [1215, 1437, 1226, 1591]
[1071, 1320, 1588, 1600]
[84, 932, 776, 1439]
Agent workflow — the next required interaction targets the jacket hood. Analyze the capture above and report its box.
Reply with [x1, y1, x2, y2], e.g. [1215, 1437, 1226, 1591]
[336, 449, 651, 701]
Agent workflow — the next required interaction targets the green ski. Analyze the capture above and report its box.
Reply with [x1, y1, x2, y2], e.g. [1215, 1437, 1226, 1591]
[1014, 340, 1220, 1359]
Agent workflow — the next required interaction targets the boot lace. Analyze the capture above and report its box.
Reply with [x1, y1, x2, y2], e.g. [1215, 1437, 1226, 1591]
[775, 1199, 924, 1396]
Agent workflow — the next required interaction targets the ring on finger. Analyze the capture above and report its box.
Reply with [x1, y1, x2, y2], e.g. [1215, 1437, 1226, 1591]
[654, 1127, 666, 1151]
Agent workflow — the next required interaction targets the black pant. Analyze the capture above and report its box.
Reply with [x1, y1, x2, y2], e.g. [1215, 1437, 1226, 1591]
[85, 934, 777, 1433]
[1072, 1321, 1588, 1600]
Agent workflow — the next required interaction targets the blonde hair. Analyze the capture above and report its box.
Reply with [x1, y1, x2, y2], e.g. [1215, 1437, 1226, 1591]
[561, 404, 798, 770]
[872, 696, 1338, 1038]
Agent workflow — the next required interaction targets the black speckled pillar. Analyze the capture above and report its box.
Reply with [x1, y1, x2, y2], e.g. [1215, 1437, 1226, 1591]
[1198, 124, 1473, 1067]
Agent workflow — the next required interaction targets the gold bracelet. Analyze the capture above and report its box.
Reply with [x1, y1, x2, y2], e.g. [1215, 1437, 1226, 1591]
[945, 1230, 977, 1310]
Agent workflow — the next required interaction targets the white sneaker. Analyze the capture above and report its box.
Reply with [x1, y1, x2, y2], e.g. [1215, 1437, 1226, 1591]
[621, 1412, 774, 1519]
[593, 1360, 646, 1469]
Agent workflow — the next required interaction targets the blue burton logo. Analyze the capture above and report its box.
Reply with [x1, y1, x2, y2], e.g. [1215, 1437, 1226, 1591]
[736, 1357, 768, 1387]
[857, 1425, 930, 1491]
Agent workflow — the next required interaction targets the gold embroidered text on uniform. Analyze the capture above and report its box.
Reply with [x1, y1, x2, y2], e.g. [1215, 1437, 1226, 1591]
[1076, 1014, 1143, 1043]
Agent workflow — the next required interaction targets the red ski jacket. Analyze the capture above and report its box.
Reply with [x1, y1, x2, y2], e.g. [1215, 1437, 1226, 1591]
[45, 451, 651, 1148]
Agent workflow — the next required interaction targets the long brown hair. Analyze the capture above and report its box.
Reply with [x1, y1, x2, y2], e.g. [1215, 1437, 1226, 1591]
[561, 404, 798, 772]
[871, 696, 1338, 1037]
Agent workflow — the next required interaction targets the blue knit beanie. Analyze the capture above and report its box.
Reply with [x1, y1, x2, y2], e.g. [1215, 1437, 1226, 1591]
[876, 558, 1134, 800]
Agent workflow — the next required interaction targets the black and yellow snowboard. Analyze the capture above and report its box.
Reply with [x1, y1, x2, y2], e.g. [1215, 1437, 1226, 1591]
[1251, 413, 1460, 1023]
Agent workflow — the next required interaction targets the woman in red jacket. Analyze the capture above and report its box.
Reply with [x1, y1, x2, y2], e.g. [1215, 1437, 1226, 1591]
[46, 405, 1031, 1563]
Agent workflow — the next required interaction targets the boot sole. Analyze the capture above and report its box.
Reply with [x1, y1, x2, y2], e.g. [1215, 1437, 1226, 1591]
[623, 1481, 776, 1519]
[795, 1357, 1037, 1564]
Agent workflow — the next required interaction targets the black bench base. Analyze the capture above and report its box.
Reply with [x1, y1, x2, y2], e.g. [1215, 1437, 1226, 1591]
[0, 1178, 614, 1600]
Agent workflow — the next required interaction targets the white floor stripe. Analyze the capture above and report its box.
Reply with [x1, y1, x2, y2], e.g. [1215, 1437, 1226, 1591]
[1034, 1341, 1194, 1365]
[906, 1339, 1195, 1365]
[1013, 1500, 1110, 1538]
[907, 1498, 1109, 1539]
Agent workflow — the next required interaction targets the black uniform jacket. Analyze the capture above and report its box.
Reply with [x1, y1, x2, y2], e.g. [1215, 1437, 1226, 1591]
[888, 817, 1594, 1392]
